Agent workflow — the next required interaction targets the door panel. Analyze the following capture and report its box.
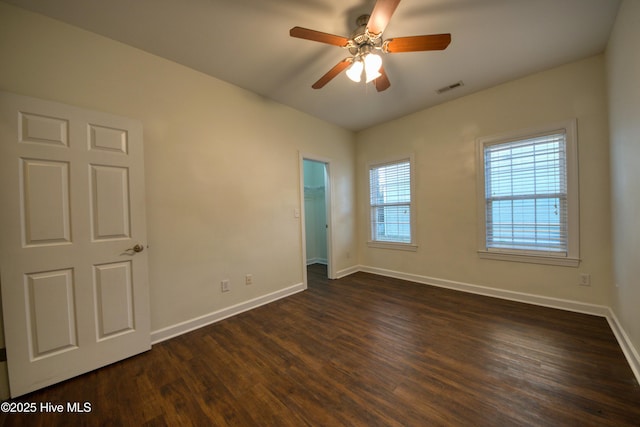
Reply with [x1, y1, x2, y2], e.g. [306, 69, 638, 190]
[21, 159, 72, 246]
[89, 124, 128, 154]
[90, 165, 131, 240]
[26, 269, 77, 358]
[0, 91, 150, 397]
[94, 261, 134, 339]
[19, 112, 68, 147]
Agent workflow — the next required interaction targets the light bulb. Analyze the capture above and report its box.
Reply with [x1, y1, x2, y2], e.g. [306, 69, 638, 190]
[364, 53, 382, 83]
[346, 60, 363, 82]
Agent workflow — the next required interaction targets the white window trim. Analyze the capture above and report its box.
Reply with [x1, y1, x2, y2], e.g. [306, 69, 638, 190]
[367, 155, 417, 251]
[367, 241, 418, 251]
[475, 119, 580, 267]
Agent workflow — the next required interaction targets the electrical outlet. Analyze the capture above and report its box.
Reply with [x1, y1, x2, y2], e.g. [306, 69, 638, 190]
[221, 279, 230, 292]
[579, 274, 591, 287]
[245, 274, 253, 285]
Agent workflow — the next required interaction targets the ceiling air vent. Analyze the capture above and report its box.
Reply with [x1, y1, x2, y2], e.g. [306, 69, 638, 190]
[436, 80, 464, 94]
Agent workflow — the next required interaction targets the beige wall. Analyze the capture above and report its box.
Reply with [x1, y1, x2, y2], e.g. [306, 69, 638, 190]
[0, 0, 356, 376]
[356, 55, 612, 305]
[606, 0, 640, 362]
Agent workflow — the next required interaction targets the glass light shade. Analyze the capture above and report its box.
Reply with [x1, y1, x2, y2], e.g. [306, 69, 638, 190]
[346, 60, 363, 82]
[364, 53, 382, 83]
[365, 69, 382, 83]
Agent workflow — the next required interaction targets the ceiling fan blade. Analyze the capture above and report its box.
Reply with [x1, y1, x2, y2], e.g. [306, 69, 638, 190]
[367, 0, 401, 36]
[374, 66, 391, 92]
[384, 34, 451, 53]
[290, 27, 350, 47]
[312, 58, 351, 89]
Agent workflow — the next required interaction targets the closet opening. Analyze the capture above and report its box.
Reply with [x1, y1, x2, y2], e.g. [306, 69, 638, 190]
[301, 158, 333, 281]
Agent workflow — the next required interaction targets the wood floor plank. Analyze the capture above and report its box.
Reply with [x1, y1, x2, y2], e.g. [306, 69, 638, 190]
[1, 264, 639, 426]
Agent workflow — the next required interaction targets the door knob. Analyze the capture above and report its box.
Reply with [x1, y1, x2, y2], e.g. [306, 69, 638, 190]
[127, 244, 144, 253]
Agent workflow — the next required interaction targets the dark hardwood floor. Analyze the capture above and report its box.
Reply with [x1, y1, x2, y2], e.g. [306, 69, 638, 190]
[2, 264, 639, 426]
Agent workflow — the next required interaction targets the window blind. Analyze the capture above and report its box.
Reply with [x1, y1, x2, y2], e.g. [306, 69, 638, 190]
[369, 160, 411, 243]
[484, 132, 568, 253]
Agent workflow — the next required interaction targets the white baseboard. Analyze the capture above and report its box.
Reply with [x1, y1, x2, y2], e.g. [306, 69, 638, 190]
[335, 265, 360, 279]
[150, 282, 306, 345]
[359, 265, 610, 316]
[357, 264, 640, 385]
[306, 258, 327, 266]
[606, 309, 640, 383]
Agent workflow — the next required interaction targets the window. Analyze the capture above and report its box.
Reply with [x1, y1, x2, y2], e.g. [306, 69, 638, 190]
[477, 120, 579, 266]
[368, 158, 416, 250]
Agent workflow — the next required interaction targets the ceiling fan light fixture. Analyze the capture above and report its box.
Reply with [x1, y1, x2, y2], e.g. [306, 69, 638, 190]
[290, 0, 452, 91]
[364, 53, 382, 82]
[346, 59, 364, 82]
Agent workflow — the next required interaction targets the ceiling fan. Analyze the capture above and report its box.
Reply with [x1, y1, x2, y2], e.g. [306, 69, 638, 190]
[289, 0, 451, 92]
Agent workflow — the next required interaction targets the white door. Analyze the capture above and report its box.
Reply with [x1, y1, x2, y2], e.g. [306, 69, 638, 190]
[0, 92, 150, 397]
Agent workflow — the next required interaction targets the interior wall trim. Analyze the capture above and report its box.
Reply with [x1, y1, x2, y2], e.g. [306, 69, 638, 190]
[606, 309, 640, 383]
[358, 265, 609, 315]
[150, 282, 306, 345]
[357, 264, 640, 385]
[306, 258, 328, 266]
[335, 265, 361, 278]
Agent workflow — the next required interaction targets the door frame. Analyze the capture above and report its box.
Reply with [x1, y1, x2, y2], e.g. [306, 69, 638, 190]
[299, 153, 335, 286]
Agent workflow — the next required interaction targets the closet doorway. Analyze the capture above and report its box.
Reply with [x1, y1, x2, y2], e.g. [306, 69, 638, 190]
[302, 158, 333, 280]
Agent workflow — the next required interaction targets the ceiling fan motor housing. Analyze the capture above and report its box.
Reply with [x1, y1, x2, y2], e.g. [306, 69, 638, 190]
[349, 14, 383, 56]
[351, 14, 370, 44]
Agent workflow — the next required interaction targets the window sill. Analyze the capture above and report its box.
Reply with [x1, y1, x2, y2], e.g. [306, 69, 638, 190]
[367, 241, 418, 252]
[478, 250, 580, 267]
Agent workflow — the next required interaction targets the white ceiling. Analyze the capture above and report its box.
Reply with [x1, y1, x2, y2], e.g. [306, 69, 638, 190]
[3, 0, 621, 131]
